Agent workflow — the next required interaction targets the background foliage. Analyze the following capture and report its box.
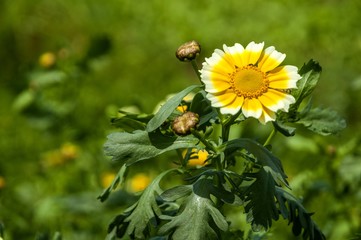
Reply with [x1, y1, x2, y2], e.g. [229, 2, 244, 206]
[0, 0, 360, 239]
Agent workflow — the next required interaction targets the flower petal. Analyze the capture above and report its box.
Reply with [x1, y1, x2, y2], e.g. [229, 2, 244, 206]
[207, 90, 237, 108]
[258, 46, 286, 72]
[242, 98, 263, 119]
[220, 96, 244, 115]
[259, 89, 295, 112]
[241, 42, 264, 65]
[258, 106, 276, 124]
[224, 43, 245, 67]
[268, 65, 301, 89]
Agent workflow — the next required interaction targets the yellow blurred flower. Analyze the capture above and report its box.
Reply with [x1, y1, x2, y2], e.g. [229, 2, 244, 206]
[101, 172, 117, 188]
[0, 176, 5, 189]
[182, 148, 209, 167]
[41, 142, 79, 168]
[60, 142, 79, 160]
[129, 173, 151, 192]
[39, 52, 56, 68]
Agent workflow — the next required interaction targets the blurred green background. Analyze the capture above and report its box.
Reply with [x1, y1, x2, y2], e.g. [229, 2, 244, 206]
[1, 0, 360, 239]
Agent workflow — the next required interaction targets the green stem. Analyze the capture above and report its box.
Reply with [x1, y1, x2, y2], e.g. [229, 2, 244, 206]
[221, 110, 242, 142]
[191, 129, 218, 154]
[191, 60, 202, 83]
[264, 128, 277, 146]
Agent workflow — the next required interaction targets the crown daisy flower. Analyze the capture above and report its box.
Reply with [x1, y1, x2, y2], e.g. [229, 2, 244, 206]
[200, 42, 301, 124]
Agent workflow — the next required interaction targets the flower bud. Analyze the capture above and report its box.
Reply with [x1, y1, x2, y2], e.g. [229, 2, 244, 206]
[175, 40, 201, 62]
[172, 111, 199, 135]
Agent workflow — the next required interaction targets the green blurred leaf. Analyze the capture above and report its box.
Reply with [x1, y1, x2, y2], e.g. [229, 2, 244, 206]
[30, 70, 67, 88]
[146, 85, 202, 132]
[292, 60, 322, 110]
[104, 130, 198, 165]
[12, 89, 36, 112]
[297, 107, 346, 135]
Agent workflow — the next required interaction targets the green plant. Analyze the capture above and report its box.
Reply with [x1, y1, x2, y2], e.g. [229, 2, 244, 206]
[98, 40, 345, 239]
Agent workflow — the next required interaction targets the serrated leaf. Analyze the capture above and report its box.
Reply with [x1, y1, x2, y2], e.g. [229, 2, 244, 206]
[98, 164, 128, 202]
[159, 192, 228, 240]
[160, 185, 192, 202]
[104, 130, 199, 165]
[109, 169, 177, 239]
[224, 138, 288, 187]
[243, 169, 279, 230]
[146, 85, 202, 132]
[292, 60, 322, 109]
[297, 107, 346, 135]
[275, 187, 326, 240]
[273, 121, 296, 137]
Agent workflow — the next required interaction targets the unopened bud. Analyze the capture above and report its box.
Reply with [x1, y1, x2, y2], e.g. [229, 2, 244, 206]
[172, 111, 199, 135]
[176, 40, 201, 62]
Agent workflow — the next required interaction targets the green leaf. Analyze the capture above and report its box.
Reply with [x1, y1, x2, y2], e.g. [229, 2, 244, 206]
[159, 193, 228, 240]
[104, 130, 199, 165]
[297, 107, 346, 135]
[224, 138, 288, 187]
[12, 89, 36, 112]
[292, 60, 322, 110]
[273, 120, 296, 137]
[146, 85, 202, 132]
[243, 169, 279, 231]
[108, 169, 177, 239]
[111, 110, 153, 132]
[275, 187, 326, 240]
[189, 91, 217, 127]
[97, 164, 128, 202]
[31, 70, 67, 88]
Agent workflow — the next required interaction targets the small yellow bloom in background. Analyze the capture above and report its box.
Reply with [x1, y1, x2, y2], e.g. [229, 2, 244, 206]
[60, 142, 79, 160]
[39, 52, 56, 68]
[182, 148, 209, 167]
[41, 142, 79, 168]
[129, 173, 151, 192]
[0, 176, 6, 189]
[101, 172, 117, 188]
[201, 42, 301, 124]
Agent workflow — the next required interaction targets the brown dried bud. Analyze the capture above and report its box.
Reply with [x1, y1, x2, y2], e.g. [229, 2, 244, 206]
[172, 111, 199, 135]
[175, 40, 201, 62]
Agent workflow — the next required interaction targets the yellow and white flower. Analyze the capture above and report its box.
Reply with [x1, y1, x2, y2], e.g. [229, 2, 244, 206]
[200, 42, 301, 124]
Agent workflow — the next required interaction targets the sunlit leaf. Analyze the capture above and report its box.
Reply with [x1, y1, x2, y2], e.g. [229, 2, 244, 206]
[104, 130, 199, 165]
[146, 85, 202, 132]
[159, 186, 228, 240]
[292, 60, 322, 110]
[297, 107, 346, 135]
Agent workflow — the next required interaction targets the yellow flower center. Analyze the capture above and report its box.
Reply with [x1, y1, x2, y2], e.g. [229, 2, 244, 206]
[230, 65, 269, 99]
